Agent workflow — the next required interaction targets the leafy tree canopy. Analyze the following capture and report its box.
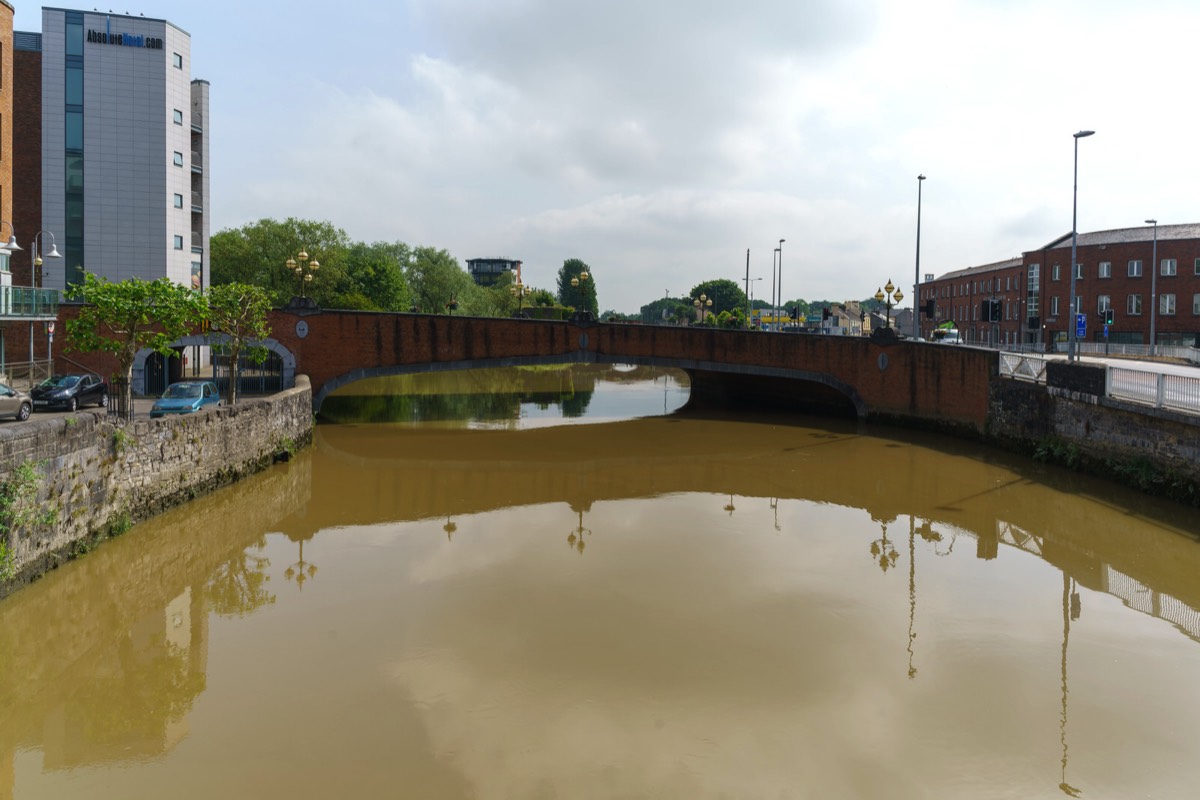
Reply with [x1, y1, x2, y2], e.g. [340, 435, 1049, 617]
[206, 282, 274, 404]
[556, 258, 598, 316]
[687, 279, 747, 317]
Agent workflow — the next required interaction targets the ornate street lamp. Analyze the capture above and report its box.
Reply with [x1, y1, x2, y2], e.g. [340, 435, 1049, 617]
[509, 281, 529, 315]
[874, 279, 904, 330]
[692, 292, 713, 324]
[31, 230, 62, 288]
[285, 250, 320, 301]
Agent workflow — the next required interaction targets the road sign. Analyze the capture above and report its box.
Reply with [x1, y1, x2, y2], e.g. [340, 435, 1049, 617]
[1075, 313, 1086, 338]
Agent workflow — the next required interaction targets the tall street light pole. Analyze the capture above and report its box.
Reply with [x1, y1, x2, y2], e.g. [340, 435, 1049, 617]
[777, 238, 785, 330]
[1146, 219, 1158, 356]
[770, 248, 778, 330]
[914, 175, 925, 340]
[1067, 129, 1094, 364]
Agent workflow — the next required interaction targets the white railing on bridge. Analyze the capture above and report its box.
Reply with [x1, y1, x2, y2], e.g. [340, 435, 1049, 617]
[1106, 365, 1200, 414]
[999, 352, 1049, 384]
[999, 350, 1200, 414]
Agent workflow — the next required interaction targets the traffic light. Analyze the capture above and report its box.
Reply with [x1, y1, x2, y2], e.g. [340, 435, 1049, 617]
[1104, 308, 1114, 325]
[923, 299, 935, 317]
[790, 306, 799, 321]
[822, 307, 831, 321]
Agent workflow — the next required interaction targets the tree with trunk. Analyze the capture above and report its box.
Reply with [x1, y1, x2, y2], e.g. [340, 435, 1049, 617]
[65, 274, 207, 419]
[556, 258, 598, 316]
[206, 283, 274, 405]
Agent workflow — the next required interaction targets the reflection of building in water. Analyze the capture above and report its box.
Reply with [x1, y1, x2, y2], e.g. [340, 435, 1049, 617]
[7, 586, 208, 787]
[989, 520, 1200, 644]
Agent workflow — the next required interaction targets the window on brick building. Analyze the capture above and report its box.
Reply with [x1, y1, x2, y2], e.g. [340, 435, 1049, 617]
[1050, 296, 1059, 315]
[1193, 294, 1200, 315]
[1097, 295, 1111, 314]
[1052, 264, 1061, 281]
[1098, 261, 1111, 278]
[1127, 294, 1142, 315]
[1160, 294, 1176, 315]
[1074, 263, 1083, 279]
[1128, 260, 1143, 277]
[1160, 258, 1177, 276]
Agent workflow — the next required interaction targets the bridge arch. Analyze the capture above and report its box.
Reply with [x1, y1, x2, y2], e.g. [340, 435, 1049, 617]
[131, 335, 296, 395]
[310, 352, 866, 418]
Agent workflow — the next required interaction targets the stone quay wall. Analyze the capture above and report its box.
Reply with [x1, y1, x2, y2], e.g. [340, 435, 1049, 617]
[986, 369, 1200, 505]
[0, 377, 313, 597]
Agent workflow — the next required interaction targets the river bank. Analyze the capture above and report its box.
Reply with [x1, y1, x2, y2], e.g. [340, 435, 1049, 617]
[0, 377, 313, 599]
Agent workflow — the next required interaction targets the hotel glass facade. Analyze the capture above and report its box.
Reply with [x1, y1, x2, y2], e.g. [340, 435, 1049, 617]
[35, 8, 208, 292]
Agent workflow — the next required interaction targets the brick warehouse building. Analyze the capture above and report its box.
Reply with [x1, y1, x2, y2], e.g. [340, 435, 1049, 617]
[918, 224, 1200, 350]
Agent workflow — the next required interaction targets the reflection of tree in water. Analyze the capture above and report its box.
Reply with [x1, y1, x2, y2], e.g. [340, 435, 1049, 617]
[560, 388, 594, 418]
[206, 538, 276, 617]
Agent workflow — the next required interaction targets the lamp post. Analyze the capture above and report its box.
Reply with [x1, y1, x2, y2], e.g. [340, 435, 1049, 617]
[569, 269, 590, 317]
[1067, 129, 1095, 363]
[748, 277, 762, 327]
[1146, 218, 1158, 356]
[874, 279, 904, 330]
[770, 248, 778, 330]
[914, 174, 925, 340]
[285, 250, 320, 301]
[777, 238, 785, 331]
[692, 292, 713, 324]
[31, 230, 62, 289]
[509, 281, 529, 315]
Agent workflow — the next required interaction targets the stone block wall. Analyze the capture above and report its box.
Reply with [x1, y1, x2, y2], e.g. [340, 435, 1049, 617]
[987, 377, 1200, 504]
[0, 377, 312, 595]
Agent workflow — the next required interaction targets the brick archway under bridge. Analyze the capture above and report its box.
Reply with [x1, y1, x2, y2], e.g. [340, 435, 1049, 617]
[266, 309, 998, 432]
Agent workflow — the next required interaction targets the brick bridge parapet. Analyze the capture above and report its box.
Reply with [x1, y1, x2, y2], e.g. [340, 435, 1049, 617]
[267, 310, 997, 432]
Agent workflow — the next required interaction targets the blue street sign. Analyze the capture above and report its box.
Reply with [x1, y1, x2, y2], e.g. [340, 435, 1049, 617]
[1075, 313, 1086, 338]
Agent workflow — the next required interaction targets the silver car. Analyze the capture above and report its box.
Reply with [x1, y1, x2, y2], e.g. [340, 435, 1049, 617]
[0, 382, 33, 422]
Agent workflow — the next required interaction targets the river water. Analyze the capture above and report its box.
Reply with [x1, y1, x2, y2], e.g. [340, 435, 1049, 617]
[3, 364, 1200, 799]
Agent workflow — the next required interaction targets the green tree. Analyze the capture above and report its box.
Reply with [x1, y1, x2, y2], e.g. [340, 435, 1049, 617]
[206, 283, 274, 405]
[210, 218, 351, 307]
[687, 279, 747, 318]
[339, 241, 413, 311]
[65, 275, 207, 418]
[556, 258, 598, 316]
[406, 246, 474, 314]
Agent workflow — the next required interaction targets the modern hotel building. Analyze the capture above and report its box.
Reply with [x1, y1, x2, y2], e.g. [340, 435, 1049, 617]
[18, 7, 209, 292]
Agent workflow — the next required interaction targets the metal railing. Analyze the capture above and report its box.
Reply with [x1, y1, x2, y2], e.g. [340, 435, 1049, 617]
[999, 352, 1049, 384]
[1107, 366, 1200, 414]
[999, 349, 1200, 414]
[0, 359, 54, 390]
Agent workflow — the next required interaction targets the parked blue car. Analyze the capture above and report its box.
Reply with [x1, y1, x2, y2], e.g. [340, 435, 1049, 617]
[150, 381, 222, 418]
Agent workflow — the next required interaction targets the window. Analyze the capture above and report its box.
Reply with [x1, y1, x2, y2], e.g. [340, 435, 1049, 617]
[173, 193, 183, 208]
[173, 151, 184, 167]
[1074, 263, 1083, 279]
[1194, 258, 1200, 276]
[1160, 294, 1176, 315]
[1052, 264, 1061, 281]
[1050, 296, 1059, 315]
[1127, 294, 1142, 315]
[1098, 261, 1111, 279]
[1097, 295, 1111, 313]
[1160, 258, 1177, 276]
[173, 52, 183, 69]
[1193, 294, 1200, 315]
[173, 109, 183, 125]
[1027, 264, 1040, 291]
[173, 235, 183, 250]
[1128, 260, 1143, 277]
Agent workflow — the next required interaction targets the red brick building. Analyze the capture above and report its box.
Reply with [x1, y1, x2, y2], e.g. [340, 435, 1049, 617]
[918, 224, 1200, 350]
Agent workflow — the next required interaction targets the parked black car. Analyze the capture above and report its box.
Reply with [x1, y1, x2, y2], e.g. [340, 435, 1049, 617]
[31, 373, 109, 412]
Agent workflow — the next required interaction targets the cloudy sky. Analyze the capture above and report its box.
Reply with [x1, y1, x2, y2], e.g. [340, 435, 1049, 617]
[16, 1, 1199, 313]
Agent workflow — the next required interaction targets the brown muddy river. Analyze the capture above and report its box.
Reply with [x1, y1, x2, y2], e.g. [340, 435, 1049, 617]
[2, 365, 1199, 799]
